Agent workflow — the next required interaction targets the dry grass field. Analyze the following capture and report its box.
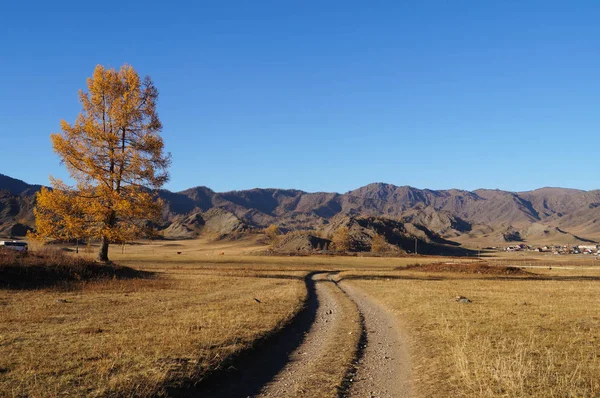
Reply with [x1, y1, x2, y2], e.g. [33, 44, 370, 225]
[0, 243, 307, 397]
[343, 263, 600, 397]
[2, 238, 600, 397]
[99, 237, 445, 272]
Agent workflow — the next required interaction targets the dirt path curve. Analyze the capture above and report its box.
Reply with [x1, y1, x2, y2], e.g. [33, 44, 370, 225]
[171, 272, 411, 398]
[169, 272, 321, 398]
[259, 274, 412, 398]
[179, 271, 359, 398]
[339, 279, 412, 398]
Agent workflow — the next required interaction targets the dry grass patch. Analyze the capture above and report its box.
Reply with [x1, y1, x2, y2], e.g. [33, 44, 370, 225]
[401, 262, 530, 275]
[345, 270, 600, 397]
[59, 237, 449, 272]
[0, 270, 306, 397]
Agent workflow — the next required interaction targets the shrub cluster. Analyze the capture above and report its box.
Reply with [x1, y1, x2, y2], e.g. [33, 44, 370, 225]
[0, 248, 151, 289]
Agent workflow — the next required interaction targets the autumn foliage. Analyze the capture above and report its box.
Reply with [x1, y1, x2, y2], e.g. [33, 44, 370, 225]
[32, 64, 170, 261]
[331, 226, 352, 252]
[371, 233, 387, 253]
[264, 224, 281, 244]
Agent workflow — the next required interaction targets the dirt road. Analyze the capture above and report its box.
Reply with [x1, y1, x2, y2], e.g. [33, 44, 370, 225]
[339, 279, 412, 398]
[183, 272, 411, 397]
[258, 273, 359, 396]
[258, 273, 412, 398]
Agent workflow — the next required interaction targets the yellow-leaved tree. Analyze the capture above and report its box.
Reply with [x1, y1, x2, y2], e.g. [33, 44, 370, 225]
[331, 226, 352, 252]
[264, 224, 280, 244]
[371, 233, 387, 253]
[33, 64, 171, 262]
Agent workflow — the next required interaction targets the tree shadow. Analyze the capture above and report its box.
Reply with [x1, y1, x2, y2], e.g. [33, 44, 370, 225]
[0, 252, 153, 290]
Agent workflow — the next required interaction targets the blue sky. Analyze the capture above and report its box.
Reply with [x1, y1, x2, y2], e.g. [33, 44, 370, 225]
[1, 1, 599, 193]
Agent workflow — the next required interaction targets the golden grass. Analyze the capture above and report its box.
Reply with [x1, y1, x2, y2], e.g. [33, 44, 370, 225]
[344, 268, 600, 397]
[49, 237, 446, 271]
[486, 250, 600, 266]
[0, 270, 306, 397]
[5, 238, 600, 397]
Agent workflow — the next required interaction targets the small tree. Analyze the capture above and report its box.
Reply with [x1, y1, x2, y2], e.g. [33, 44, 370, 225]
[371, 233, 386, 253]
[264, 224, 280, 244]
[33, 64, 171, 262]
[332, 226, 351, 252]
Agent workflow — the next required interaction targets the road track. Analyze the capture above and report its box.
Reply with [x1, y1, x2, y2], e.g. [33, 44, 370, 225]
[180, 271, 411, 398]
[339, 278, 412, 398]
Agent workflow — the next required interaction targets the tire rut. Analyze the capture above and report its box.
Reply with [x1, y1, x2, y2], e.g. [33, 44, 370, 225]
[169, 272, 321, 397]
[170, 272, 411, 398]
[338, 279, 412, 398]
[258, 272, 353, 396]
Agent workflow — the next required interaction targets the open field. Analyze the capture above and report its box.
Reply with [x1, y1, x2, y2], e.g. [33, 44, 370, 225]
[95, 237, 449, 271]
[0, 249, 307, 397]
[2, 238, 600, 397]
[341, 267, 600, 397]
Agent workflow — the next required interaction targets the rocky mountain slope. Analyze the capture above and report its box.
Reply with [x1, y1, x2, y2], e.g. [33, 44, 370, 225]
[2, 173, 599, 247]
[163, 208, 249, 240]
[0, 174, 41, 237]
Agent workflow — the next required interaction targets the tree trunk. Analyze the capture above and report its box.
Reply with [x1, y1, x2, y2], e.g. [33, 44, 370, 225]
[98, 211, 116, 262]
[98, 236, 110, 262]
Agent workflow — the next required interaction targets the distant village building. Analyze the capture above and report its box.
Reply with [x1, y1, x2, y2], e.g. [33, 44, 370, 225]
[577, 245, 598, 251]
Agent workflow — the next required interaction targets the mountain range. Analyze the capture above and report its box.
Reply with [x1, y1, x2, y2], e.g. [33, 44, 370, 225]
[2, 173, 599, 248]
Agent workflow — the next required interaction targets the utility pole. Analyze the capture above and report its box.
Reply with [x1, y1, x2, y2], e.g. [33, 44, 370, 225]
[414, 238, 417, 255]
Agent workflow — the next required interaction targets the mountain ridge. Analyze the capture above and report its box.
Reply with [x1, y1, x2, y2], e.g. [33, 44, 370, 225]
[1, 173, 599, 247]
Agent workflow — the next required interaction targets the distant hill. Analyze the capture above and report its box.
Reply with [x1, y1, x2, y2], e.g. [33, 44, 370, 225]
[1, 173, 599, 250]
[0, 174, 42, 238]
[0, 174, 42, 196]
[163, 208, 248, 240]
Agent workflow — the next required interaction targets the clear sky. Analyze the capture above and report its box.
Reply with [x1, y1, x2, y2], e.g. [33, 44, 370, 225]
[1, 1, 599, 193]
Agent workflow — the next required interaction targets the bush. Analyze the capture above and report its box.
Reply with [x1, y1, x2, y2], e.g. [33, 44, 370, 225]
[0, 248, 152, 289]
[331, 227, 351, 252]
[371, 233, 387, 253]
[264, 224, 281, 244]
